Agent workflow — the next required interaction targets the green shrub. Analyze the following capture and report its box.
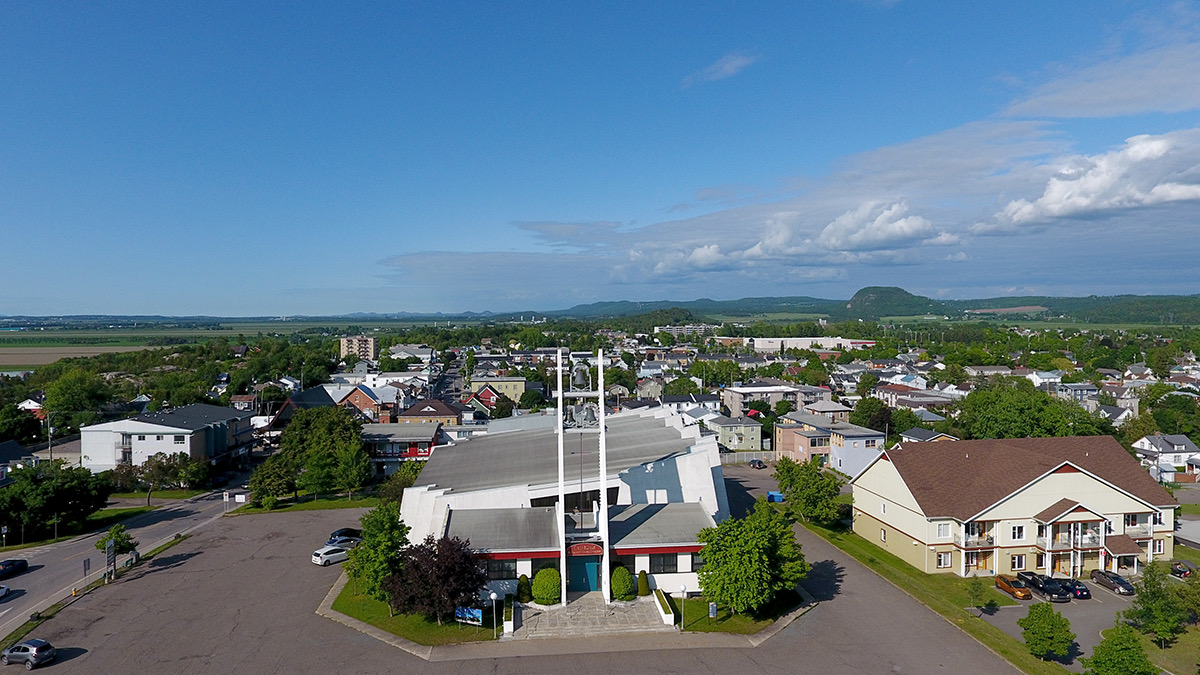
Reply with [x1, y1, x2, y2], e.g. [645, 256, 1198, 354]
[262, 495, 278, 510]
[516, 574, 532, 603]
[637, 570, 650, 597]
[611, 566, 635, 601]
[532, 568, 561, 605]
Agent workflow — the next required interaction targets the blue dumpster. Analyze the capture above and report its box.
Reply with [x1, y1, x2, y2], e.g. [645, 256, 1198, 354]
[767, 490, 783, 503]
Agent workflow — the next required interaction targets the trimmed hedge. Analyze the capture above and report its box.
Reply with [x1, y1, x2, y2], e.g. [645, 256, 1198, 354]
[516, 574, 532, 603]
[637, 570, 650, 597]
[532, 568, 561, 605]
[611, 566, 635, 601]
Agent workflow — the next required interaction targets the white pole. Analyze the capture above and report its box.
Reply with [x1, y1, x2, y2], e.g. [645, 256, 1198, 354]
[598, 349, 611, 604]
[556, 349, 567, 606]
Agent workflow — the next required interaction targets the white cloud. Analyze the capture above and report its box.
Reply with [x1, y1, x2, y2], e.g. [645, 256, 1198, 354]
[991, 129, 1200, 226]
[682, 52, 758, 88]
[1006, 41, 1200, 118]
[816, 202, 936, 251]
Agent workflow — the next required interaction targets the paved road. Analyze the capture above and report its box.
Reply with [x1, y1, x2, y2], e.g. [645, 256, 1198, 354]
[0, 484, 251, 640]
[27, 466, 1017, 674]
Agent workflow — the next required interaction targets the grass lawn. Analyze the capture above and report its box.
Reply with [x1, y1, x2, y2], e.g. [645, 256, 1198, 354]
[332, 584, 496, 646]
[232, 495, 379, 515]
[670, 590, 802, 634]
[802, 521, 1069, 675]
[1180, 503, 1200, 516]
[0, 506, 153, 553]
[110, 489, 206, 500]
[1176, 541, 1200, 560]
[1138, 624, 1200, 674]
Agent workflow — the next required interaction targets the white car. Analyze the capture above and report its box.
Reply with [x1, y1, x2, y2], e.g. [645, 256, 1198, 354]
[0, 585, 8, 600]
[311, 546, 349, 566]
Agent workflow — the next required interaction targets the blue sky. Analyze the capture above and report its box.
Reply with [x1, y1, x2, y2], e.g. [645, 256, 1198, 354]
[3, 1, 1200, 316]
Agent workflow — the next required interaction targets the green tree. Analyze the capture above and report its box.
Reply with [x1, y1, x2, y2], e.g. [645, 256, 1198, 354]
[248, 454, 297, 503]
[856, 372, 879, 394]
[849, 396, 891, 432]
[345, 501, 410, 603]
[141, 453, 179, 506]
[663, 377, 700, 396]
[1079, 621, 1158, 675]
[44, 367, 110, 426]
[956, 378, 1111, 440]
[0, 404, 40, 444]
[773, 400, 795, 416]
[774, 456, 844, 523]
[281, 407, 364, 498]
[1017, 602, 1076, 660]
[697, 498, 810, 614]
[378, 462, 423, 505]
[637, 570, 650, 597]
[516, 574, 532, 603]
[1125, 561, 1188, 648]
[518, 389, 544, 408]
[1120, 413, 1160, 451]
[332, 443, 372, 498]
[95, 523, 139, 555]
[491, 395, 514, 419]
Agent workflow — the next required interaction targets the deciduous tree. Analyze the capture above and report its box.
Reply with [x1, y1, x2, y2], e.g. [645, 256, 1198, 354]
[774, 456, 843, 523]
[383, 535, 487, 625]
[95, 523, 139, 555]
[1125, 561, 1188, 648]
[1017, 602, 1075, 661]
[1079, 621, 1158, 675]
[345, 502, 410, 603]
[697, 498, 809, 614]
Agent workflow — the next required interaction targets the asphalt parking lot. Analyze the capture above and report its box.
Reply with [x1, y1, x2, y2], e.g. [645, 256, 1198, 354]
[981, 580, 1135, 671]
[24, 475, 1018, 674]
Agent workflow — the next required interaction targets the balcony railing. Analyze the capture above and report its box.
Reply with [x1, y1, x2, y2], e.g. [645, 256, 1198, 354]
[954, 534, 994, 548]
[1124, 525, 1151, 538]
[1076, 534, 1102, 548]
[1036, 537, 1072, 551]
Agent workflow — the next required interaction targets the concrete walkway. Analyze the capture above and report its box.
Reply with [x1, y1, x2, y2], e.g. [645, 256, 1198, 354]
[515, 592, 674, 639]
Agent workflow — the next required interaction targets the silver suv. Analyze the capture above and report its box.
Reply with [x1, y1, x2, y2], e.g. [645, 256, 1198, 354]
[1, 638, 56, 669]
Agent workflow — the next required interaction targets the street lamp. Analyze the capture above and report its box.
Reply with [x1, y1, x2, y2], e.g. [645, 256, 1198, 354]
[680, 584, 687, 630]
[489, 591, 498, 639]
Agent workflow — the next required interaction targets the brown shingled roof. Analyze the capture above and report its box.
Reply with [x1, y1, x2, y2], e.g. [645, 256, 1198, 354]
[1033, 498, 1081, 523]
[876, 436, 1176, 521]
[1104, 534, 1143, 556]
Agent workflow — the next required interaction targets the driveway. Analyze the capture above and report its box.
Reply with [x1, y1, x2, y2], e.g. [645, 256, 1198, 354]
[26, 470, 1017, 674]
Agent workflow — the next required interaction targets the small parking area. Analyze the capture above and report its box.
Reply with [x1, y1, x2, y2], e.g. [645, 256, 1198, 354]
[981, 583, 1134, 671]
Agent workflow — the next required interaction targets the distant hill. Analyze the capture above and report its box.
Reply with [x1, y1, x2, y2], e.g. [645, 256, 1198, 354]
[832, 287, 943, 319]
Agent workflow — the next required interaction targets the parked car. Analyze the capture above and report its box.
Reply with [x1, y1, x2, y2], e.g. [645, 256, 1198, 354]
[1, 638, 56, 669]
[1057, 578, 1091, 599]
[0, 585, 8, 601]
[0, 560, 28, 581]
[326, 536, 362, 549]
[995, 574, 1031, 600]
[312, 546, 350, 566]
[328, 528, 361, 541]
[1089, 569, 1135, 595]
[1170, 561, 1196, 578]
[1016, 572, 1071, 602]
[748, 459, 767, 470]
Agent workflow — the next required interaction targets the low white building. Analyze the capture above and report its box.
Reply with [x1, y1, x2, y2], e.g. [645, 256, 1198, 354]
[81, 403, 254, 473]
[400, 407, 729, 598]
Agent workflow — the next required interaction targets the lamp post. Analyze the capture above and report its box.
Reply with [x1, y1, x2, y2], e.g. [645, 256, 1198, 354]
[489, 591, 499, 639]
[680, 584, 687, 630]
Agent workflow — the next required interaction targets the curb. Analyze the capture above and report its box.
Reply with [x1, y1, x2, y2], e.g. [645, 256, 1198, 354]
[314, 572, 433, 660]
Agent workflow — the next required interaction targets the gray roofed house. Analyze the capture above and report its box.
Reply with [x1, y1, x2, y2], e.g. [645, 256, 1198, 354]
[81, 403, 254, 473]
[1132, 433, 1200, 467]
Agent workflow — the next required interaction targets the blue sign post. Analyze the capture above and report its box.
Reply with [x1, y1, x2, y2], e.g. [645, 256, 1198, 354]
[454, 606, 483, 626]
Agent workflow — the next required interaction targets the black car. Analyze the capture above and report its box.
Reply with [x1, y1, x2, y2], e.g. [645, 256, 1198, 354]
[748, 459, 767, 470]
[1089, 569, 1135, 595]
[1058, 578, 1091, 599]
[0, 560, 28, 581]
[1016, 572, 1071, 602]
[328, 528, 361, 542]
[1170, 561, 1196, 578]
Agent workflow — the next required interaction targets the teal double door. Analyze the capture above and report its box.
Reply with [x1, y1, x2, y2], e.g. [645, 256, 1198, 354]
[567, 555, 601, 592]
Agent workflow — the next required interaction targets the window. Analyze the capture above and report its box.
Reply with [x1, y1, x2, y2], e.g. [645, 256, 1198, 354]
[1153, 539, 1165, 555]
[936, 552, 951, 568]
[1105, 519, 1114, 534]
[1036, 553, 1046, 569]
[1011, 555, 1026, 571]
[650, 554, 677, 574]
[880, 502, 887, 515]
[865, 439, 876, 448]
[1011, 525, 1025, 541]
[173, 435, 185, 444]
[880, 529, 886, 542]
[486, 558, 517, 581]
[156, 435, 163, 441]
[1124, 513, 1139, 527]
[137, 435, 145, 441]
[691, 553, 705, 572]
[965, 551, 978, 567]
[936, 523, 950, 539]
[1036, 524, 1046, 538]
[1152, 511, 1164, 526]
[532, 558, 559, 574]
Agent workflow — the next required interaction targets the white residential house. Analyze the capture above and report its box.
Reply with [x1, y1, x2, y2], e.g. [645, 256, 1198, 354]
[80, 404, 254, 473]
[1133, 433, 1200, 468]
